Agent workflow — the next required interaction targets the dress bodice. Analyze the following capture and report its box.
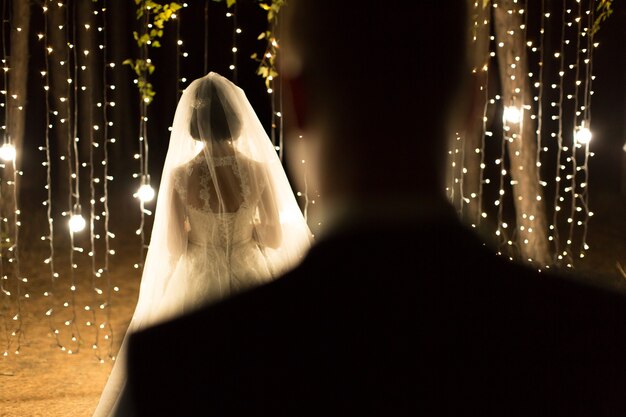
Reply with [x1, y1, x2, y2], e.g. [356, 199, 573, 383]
[186, 206, 256, 249]
[173, 155, 265, 251]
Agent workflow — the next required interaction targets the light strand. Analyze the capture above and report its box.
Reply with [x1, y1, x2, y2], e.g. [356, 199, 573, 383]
[67, 0, 82, 353]
[229, 3, 238, 82]
[476, 5, 490, 228]
[133, 3, 151, 270]
[83, 0, 103, 362]
[564, 0, 585, 262]
[100, 0, 115, 362]
[40, 0, 65, 353]
[577, 0, 596, 258]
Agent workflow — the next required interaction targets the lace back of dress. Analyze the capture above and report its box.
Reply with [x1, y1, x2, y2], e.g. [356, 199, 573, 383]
[183, 155, 249, 214]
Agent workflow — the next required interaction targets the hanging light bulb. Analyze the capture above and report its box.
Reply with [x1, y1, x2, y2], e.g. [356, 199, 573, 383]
[503, 106, 522, 124]
[69, 205, 86, 233]
[0, 143, 16, 161]
[137, 184, 155, 202]
[136, 175, 155, 202]
[574, 123, 592, 145]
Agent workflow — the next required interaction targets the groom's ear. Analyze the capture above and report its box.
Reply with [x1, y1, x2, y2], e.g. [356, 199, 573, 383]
[284, 74, 308, 131]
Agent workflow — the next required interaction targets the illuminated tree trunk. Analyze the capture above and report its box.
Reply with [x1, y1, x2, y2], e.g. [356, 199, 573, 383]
[460, 0, 491, 227]
[493, 0, 551, 266]
[0, 0, 30, 248]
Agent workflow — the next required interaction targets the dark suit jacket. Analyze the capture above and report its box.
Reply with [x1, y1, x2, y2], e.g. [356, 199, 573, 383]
[125, 213, 626, 416]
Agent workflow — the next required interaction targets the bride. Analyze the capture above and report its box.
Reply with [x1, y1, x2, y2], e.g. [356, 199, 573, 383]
[92, 72, 313, 416]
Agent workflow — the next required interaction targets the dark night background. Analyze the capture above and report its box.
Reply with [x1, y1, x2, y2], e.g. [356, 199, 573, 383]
[16, 1, 626, 222]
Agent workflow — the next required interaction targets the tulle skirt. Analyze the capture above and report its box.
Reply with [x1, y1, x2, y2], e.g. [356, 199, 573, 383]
[92, 241, 273, 417]
[155, 240, 274, 323]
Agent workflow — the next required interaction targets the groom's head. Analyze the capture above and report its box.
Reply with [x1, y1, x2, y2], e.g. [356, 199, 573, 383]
[282, 1, 470, 135]
[281, 0, 472, 201]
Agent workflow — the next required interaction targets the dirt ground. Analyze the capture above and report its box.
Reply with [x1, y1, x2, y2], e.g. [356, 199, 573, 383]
[0, 186, 625, 417]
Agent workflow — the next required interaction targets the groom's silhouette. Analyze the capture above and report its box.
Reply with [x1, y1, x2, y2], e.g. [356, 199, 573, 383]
[123, 1, 626, 416]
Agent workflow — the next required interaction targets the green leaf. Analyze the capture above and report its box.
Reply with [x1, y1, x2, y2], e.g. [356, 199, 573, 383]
[257, 32, 266, 40]
[127, 1, 184, 106]
[226, 0, 236, 7]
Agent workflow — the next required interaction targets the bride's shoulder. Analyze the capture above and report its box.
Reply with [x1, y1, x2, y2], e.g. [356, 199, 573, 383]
[169, 162, 196, 190]
[172, 157, 202, 176]
[241, 157, 270, 179]
[170, 164, 186, 179]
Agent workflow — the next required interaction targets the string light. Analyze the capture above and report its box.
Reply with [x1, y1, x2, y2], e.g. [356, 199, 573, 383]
[574, 123, 592, 144]
[67, 0, 83, 353]
[175, 3, 184, 97]
[40, 0, 66, 354]
[82, 0, 111, 362]
[68, 210, 86, 233]
[503, 105, 522, 124]
[136, 175, 156, 202]
[227, 3, 239, 81]
[0, 142, 15, 161]
[100, 0, 116, 361]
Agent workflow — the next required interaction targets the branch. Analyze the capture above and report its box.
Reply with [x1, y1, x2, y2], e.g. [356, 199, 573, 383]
[126, 0, 182, 104]
[591, 0, 614, 35]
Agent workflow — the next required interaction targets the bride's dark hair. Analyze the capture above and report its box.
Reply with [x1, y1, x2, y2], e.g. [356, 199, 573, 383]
[189, 78, 242, 142]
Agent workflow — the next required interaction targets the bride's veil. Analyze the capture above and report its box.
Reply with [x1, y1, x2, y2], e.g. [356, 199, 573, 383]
[132, 71, 313, 328]
[93, 72, 312, 416]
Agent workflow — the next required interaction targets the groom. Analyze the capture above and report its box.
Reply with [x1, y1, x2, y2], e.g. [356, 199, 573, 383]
[123, 1, 626, 416]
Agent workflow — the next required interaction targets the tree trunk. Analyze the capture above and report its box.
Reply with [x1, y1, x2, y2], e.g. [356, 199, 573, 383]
[1, 0, 31, 258]
[493, 0, 551, 266]
[459, 0, 492, 227]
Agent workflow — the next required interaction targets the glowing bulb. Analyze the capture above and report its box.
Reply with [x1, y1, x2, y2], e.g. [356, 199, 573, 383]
[0, 143, 16, 161]
[574, 125, 592, 144]
[137, 184, 155, 202]
[69, 214, 86, 232]
[503, 106, 522, 124]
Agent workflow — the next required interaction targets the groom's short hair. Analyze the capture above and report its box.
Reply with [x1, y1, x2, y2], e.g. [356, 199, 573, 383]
[283, 0, 470, 129]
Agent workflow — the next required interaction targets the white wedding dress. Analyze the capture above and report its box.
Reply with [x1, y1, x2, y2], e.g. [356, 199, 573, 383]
[156, 155, 275, 320]
[93, 72, 312, 417]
